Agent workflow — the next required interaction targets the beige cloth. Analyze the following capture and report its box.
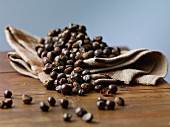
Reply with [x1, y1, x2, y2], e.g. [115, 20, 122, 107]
[5, 25, 168, 87]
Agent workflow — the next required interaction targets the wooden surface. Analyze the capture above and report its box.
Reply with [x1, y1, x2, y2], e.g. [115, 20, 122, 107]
[0, 52, 170, 127]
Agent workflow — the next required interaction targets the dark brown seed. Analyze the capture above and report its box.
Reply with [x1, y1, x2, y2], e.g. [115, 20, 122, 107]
[72, 86, 79, 94]
[41, 51, 48, 58]
[42, 57, 52, 64]
[115, 97, 125, 106]
[63, 113, 72, 121]
[100, 87, 111, 96]
[74, 60, 85, 67]
[54, 79, 59, 86]
[47, 51, 55, 61]
[56, 66, 65, 73]
[75, 107, 87, 117]
[59, 78, 68, 85]
[69, 53, 76, 61]
[62, 30, 70, 39]
[97, 101, 105, 110]
[82, 75, 91, 82]
[108, 84, 118, 94]
[61, 84, 72, 95]
[72, 67, 83, 74]
[39, 38, 45, 44]
[54, 41, 65, 48]
[60, 99, 69, 109]
[22, 94, 33, 104]
[92, 41, 100, 49]
[48, 96, 56, 106]
[53, 47, 61, 54]
[40, 102, 49, 112]
[57, 73, 66, 80]
[4, 98, 13, 108]
[78, 89, 85, 96]
[75, 52, 84, 60]
[100, 42, 107, 49]
[47, 29, 58, 37]
[94, 85, 103, 93]
[44, 43, 53, 51]
[4, 90, 12, 98]
[94, 49, 103, 57]
[78, 25, 86, 32]
[82, 113, 93, 122]
[87, 50, 94, 58]
[37, 47, 44, 57]
[81, 83, 91, 93]
[112, 47, 121, 56]
[62, 48, 70, 56]
[80, 44, 92, 52]
[68, 38, 76, 44]
[72, 42, 79, 48]
[106, 100, 115, 110]
[67, 60, 74, 65]
[55, 85, 62, 93]
[45, 80, 55, 90]
[44, 37, 53, 44]
[103, 48, 112, 56]
[64, 67, 73, 74]
[71, 73, 82, 83]
[93, 36, 102, 42]
[43, 67, 52, 74]
[76, 33, 85, 40]
[68, 24, 78, 32]
[82, 52, 89, 59]
[50, 71, 58, 79]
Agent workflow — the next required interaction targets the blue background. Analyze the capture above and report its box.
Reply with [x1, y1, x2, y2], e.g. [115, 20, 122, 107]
[0, 0, 169, 82]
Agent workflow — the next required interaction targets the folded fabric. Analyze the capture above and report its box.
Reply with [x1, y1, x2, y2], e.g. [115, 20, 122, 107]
[5, 25, 168, 89]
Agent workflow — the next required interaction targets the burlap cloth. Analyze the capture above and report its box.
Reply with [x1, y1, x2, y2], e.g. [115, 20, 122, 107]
[5, 25, 168, 88]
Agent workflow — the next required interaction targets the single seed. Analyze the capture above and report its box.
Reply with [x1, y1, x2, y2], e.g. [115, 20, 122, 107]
[82, 113, 93, 122]
[108, 84, 118, 94]
[63, 113, 72, 121]
[97, 101, 105, 110]
[22, 94, 33, 104]
[115, 97, 125, 106]
[4, 98, 13, 108]
[61, 84, 72, 95]
[40, 102, 49, 112]
[4, 90, 12, 98]
[48, 96, 56, 106]
[78, 89, 85, 96]
[106, 100, 115, 110]
[60, 99, 69, 109]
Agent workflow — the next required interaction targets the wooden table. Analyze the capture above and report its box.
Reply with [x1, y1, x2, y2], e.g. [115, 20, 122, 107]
[0, 52, 170, 127]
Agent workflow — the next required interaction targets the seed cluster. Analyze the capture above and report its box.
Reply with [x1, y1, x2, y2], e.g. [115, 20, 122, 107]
[0, 90, 127, 124]
[97, 97, 125, 110]
[39, 96, 94, 122]
[35, 23, 121, 95]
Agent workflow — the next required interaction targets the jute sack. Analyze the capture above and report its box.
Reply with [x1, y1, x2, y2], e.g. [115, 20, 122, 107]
[5, 25, 168, 88]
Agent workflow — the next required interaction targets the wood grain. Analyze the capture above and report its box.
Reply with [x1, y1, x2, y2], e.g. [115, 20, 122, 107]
[0, 52, 170, 127]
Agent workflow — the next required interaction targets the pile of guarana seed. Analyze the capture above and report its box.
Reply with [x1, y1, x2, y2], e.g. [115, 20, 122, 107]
[35, 23, 121, 96]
